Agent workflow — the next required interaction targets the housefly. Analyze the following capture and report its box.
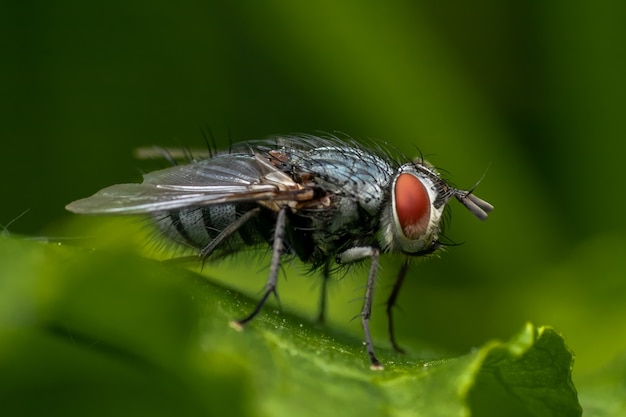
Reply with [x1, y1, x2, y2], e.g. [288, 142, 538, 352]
[66, 134, 493, 369]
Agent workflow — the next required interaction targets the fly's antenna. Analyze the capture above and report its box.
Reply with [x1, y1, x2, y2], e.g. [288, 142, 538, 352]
[453, 164, 493, 221]
[464, 163, 491, 196]
[455, 191, 493, 221]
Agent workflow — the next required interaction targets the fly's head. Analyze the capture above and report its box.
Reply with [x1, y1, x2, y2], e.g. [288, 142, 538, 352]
[379, 161, 493, 256]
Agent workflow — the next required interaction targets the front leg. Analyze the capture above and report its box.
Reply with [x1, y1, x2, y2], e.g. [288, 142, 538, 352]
[338, 246, 384, 370]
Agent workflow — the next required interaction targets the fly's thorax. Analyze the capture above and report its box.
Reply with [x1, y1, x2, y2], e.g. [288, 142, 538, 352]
[378, 162, 450, 254]
[288, 145, 395, 216]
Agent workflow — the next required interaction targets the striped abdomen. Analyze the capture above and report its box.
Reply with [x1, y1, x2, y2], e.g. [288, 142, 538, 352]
[153, 203, 272, 256]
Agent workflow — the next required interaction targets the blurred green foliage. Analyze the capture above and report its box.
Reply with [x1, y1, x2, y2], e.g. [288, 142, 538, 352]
[2, 1, 625, 415]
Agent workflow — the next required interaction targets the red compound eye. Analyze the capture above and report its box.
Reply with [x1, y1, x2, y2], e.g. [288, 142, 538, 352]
[394, 173, 431, 239]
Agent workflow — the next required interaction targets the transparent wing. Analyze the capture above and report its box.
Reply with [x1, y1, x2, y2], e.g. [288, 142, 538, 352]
[66, 153, 311, 215]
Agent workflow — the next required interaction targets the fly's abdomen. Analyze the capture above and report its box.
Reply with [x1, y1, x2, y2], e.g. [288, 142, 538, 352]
[154, 204, 268, 254]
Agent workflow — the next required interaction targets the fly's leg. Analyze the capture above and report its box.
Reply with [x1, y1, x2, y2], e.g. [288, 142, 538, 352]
[386, 259, 409, 354]
[232, 205, 287, 328]
[199, 207, 261, 258]
[338, 246, 384, 370]
[361, 248, 383, 370]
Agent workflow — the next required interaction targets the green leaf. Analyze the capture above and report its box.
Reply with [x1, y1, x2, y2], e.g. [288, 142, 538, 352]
[0, 236, 581, 416]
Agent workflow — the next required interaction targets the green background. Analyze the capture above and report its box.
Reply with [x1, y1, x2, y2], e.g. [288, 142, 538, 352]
[2, 1, 625, 415]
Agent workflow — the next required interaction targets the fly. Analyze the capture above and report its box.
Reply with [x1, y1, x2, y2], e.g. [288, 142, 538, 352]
[66, 134, 493, 369]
